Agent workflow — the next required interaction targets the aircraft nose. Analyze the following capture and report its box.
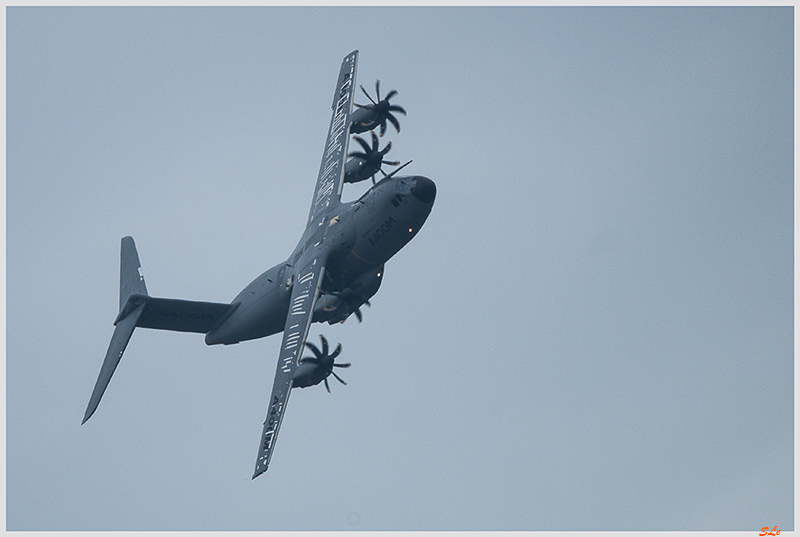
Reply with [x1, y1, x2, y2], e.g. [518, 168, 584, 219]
[411, 176, 436, 204]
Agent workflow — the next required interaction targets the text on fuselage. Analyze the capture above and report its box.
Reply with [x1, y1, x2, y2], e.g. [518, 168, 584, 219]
[365, 216, 398, 246]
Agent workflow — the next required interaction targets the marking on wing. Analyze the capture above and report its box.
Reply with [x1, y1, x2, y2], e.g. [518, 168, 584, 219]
[255, 51, 356, 479]
[256, 263, 326, 475]
[309, 54, 357, 221]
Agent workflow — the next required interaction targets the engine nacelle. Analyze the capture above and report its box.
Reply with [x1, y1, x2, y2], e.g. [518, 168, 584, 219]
[291, 335, 350, 392]
[344, 156, 380, 184]
[312, 293, 344, 321]
[312, 265, 384, 324]
[343, 132, 397, 184]
[349, 80, 405, 136]
[292, 361, 329, 389]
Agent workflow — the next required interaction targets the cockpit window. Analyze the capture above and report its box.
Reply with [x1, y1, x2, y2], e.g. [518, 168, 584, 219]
[397, 176, 413, 195]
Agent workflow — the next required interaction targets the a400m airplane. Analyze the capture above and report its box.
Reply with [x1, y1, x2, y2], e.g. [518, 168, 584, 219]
[81, 50, 436, 479]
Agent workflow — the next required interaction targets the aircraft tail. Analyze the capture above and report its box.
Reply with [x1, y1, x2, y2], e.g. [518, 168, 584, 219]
[119, 235, 148, 309]
[83, 237, 238, 425]
[82, 236, 149, 424]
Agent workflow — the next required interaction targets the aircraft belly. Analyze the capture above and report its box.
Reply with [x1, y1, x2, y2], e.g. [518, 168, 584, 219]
[205, 267, 290, 345]
[237, 292, 289, 343]
[205, 290, 289, 345]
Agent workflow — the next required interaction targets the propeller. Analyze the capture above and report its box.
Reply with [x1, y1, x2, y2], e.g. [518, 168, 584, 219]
[355, 80, 407, 136]
[349, 131, 400, 183]
[299, 335, 351, 393]
[329, 288, 371, 323]
[353, 300, 370, 323]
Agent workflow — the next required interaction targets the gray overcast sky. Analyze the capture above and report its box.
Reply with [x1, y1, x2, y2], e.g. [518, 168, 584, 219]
[6, 6, 793, 531]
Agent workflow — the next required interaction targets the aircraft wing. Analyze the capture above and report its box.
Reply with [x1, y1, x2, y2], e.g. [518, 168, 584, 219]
[306, 50, 358, 227]
[252, 257, 326, 479]
[252, 51, 360, 479]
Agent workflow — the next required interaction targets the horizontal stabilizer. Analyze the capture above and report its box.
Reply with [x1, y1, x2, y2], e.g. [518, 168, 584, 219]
[82, 303, 145, 424]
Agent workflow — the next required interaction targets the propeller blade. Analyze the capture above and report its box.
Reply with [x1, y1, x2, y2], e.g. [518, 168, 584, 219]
[304, 341, 323, 359]
[371, 131, 380, 151]
[360, 84, 378, 106]
[333, 362, 351, 368]
[379, 120, 387, 137]
[298, 357, 322, 365]
[331, 371, 348, 385]
[388, 104, 406, 115]
[318, 334, 328, 356]
[375, 80, 381, 102]
[387, 113, 401, 133]
[330, 343, 342, 360]
[379, 141, 392, 156]
[384, 89, 398, 101]
[324, 377, 331, 393]
[353, 135, 372, 154]
[382, 159, 401, 166]
[354, 308, 363, 322]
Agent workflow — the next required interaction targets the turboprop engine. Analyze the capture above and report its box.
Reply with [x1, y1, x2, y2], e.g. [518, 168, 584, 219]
[344, 132, 399, 184]
[312, 265, 384, 324]
[292, 335, 351, 393]
[350, 80, 406, 135]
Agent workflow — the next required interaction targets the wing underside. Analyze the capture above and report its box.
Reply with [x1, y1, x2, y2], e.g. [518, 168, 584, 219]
[306, 50, 358, 226]
[253, 51, 360, 479]
[253, 260, 326, 478]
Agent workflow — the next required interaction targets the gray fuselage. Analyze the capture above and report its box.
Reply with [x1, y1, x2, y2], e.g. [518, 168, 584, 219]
[204, 174, 435, 345]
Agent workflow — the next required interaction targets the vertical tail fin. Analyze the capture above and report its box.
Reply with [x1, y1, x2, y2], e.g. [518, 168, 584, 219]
[120, 236, 148, 309]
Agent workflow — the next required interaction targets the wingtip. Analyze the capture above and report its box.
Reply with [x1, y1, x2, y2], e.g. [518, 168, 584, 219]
[252, 461, 269, 480]
[81, 406, 95, 425]
[252, 469, 266, 480]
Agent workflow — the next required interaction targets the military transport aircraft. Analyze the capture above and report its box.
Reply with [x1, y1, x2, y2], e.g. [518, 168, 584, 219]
[82, 50, 436, 479]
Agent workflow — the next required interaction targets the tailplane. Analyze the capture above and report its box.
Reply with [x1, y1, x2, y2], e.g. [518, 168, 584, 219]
[83, 236, 149, 424]
[82, 237, 238, 425]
